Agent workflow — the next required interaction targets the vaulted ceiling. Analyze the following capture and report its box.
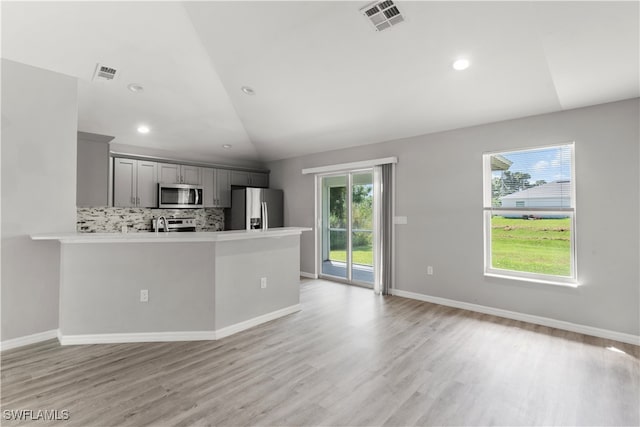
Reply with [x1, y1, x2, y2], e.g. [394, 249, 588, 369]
[2, 1, 638, 162]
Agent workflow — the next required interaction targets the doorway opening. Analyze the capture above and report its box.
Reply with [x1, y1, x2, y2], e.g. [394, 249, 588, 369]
[319, 170, 374, 287]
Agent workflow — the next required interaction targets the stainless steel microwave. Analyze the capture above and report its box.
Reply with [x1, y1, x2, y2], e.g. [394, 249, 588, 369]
[158, 184, 203, 209]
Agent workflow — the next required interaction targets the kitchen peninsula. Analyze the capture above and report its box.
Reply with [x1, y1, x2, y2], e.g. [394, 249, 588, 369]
[32, 227, 310, 345]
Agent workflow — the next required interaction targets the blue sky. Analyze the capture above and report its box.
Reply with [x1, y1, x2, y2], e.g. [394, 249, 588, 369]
[492, 145, 572, 183]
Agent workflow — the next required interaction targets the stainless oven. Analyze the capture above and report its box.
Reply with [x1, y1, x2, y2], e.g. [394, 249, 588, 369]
[152, 217, 196, 232]
[158, 184, 203, 209]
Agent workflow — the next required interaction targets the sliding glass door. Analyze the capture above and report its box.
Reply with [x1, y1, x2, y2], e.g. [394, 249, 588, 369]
[320, 170, 374, 286]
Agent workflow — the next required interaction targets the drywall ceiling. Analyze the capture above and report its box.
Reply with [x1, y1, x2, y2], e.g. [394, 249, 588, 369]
[2, 1, 638, 162]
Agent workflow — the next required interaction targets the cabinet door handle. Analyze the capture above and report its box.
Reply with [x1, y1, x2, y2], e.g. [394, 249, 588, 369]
[131, 196, 135, 205]
[137, 197, 140, 206]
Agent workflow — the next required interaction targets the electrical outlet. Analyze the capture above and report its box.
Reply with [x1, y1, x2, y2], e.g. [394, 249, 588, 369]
[260, 277, 267, 289]
[140, 289, 149, 302]
[427, 266, 433, 276]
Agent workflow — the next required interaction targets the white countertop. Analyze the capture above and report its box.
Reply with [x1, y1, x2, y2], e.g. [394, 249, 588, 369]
[31, 227, 312, 244]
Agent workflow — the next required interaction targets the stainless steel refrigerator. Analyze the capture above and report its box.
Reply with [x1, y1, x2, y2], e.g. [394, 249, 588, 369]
[226, 188, 284, 230]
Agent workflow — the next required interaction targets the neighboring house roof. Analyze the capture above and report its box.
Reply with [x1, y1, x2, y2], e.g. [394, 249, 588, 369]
[501, 180, 571, 199]
[491, 155, 513, 171]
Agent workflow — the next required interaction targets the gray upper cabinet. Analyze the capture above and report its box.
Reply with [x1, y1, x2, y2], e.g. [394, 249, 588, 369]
[181, 165, 201, 185]
[202, 168, 215, 207]
[113, 158, 136, 207]
[249, 172, 269, 188]
[230, 170, 250, 186]
[216, 169, 231, 207]
[77, 135, 111, 207]
[158, 163, 180, 184]
[113, 158, 158, 208]
[202, 168, 231, 208]
[230, 170, 269, 188]
[136, 161, 158, 207]
[113, 156, 264, 209]
[158, 163, 201, 185]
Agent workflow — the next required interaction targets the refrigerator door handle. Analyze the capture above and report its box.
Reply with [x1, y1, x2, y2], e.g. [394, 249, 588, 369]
[262, 202, 269, 230]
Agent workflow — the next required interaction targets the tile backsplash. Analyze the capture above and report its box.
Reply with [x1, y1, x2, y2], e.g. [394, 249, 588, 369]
[77, 207, 224, 233]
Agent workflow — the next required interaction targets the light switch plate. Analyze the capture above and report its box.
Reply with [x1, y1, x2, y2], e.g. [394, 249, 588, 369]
[393, 216, 408, 224]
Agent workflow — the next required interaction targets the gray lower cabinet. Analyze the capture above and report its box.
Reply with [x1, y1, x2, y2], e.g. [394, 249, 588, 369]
[113, 158, 158, 208]
[230, 170, 269, 188]
[202, 168, 231, 208]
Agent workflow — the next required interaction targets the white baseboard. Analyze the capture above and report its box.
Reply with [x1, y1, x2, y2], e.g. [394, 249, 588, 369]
[215, 304, 301, 340]
[300, 271, 317, 279]
[391, 289, 640, 346]
[0, 329, 58, 352]
[59, 330, 216, 346]
[58, 304, 302, 346]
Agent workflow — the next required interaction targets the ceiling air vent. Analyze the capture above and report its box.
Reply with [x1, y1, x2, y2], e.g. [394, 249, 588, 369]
[361, 0, 405, 32]
[92, 63, 118, 82]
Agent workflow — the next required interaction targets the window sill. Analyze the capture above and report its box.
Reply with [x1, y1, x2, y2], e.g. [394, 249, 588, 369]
[485, 272, 579, 288]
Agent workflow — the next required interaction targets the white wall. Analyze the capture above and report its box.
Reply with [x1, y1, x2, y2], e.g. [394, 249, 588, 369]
[268, 98, 640, 337]
[1, 60, 78, 341]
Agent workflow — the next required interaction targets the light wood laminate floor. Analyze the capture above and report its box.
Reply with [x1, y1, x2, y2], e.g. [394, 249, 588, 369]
[2, 279, 639, 426]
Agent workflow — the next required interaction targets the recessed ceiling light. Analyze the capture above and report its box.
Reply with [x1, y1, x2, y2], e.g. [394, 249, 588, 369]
[137, 125, 150, 134]
[128, 83, 144, 93]
[222, 144, 232, 149]
[241, 86, 255, 95]
[452, 59, 470, 71]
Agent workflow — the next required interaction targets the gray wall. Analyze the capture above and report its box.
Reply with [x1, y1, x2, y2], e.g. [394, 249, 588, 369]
[268, 98, 640, 336]
[1, 59, 78, 340]
[58, 237, 300, 335]
[215, 235, 300, 329]
[60, 243, 216, 335]
[77, 132, 112, 207]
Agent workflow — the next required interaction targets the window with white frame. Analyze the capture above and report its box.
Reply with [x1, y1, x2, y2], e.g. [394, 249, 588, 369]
[483, 143, 577, 285]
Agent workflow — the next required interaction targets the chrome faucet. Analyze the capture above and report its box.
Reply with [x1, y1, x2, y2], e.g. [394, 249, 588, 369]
[156, 216, 168, 235]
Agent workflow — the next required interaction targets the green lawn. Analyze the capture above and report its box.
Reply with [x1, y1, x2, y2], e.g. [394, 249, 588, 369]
[328, 217, 571, 275]
[491, 216, 571, 276]
[329, 246, 373, 266]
